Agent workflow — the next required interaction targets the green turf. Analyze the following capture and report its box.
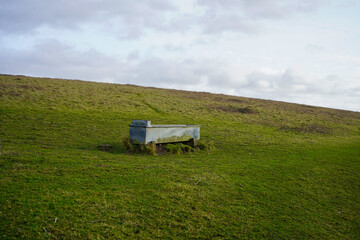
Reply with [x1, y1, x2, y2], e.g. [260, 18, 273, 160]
[1, 74, 359, 239]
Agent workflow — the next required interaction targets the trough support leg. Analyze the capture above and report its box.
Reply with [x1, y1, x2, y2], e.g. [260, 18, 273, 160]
[149, 141, 156, 150]
[145, 141, 157, 156]
[189, 138, 197, 147]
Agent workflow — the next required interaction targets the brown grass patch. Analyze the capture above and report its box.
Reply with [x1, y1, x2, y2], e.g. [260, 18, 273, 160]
[280, 123, 332, 134]
[209, 105, 258, 114]
[226, 98, 244, 103]
[0, 83, 44, 91]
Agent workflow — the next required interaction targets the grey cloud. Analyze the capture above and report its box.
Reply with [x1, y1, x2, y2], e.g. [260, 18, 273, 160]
[0, 0, 326, 38]
[127, 58, 225, 88]
[197, 0, 323, 19]
[0, 0, 176, 37]
[241, 0, 323, 19]
[325, 75, 339, 82]
[126, 50, 140, 62]
[0, 40, 129, 81]
[199, 11, 259, 34]
[0, 40, 226, 88]
[1, 0, 99, 33]
[0, 40, 339, 96]
[1, 39, 358, 111]
[196, 0, 324, 34]
[227, 69, 360, 111]
[245, 69, 305, 91]
[241, 69, 353, 103]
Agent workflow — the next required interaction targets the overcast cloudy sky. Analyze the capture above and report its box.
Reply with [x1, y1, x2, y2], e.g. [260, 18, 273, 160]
[1, 0, 359, 111]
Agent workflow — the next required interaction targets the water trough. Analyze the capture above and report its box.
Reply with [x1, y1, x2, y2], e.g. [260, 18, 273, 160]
[129, 120, 200, 144]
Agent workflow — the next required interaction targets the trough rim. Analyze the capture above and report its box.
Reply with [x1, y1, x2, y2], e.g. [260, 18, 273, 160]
[129, 124, 201, 128]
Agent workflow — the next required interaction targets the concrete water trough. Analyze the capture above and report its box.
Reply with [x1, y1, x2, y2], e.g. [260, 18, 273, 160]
[129, 120, 200, 144]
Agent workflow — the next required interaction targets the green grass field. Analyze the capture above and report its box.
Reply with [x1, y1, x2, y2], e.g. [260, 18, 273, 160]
[1, 74, 359, 239]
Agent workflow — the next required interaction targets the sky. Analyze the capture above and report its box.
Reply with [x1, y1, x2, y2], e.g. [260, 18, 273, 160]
[1, 0, 359, 111]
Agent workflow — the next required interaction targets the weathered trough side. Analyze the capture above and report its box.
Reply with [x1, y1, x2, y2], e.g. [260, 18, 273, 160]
[129, 120, 200, 144]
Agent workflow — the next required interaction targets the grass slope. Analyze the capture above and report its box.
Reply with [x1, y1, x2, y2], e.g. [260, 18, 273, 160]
[0, 74, 359, 239]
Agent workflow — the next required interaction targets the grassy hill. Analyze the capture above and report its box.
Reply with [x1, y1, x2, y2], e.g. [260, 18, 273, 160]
[1, 74, 359, 239]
